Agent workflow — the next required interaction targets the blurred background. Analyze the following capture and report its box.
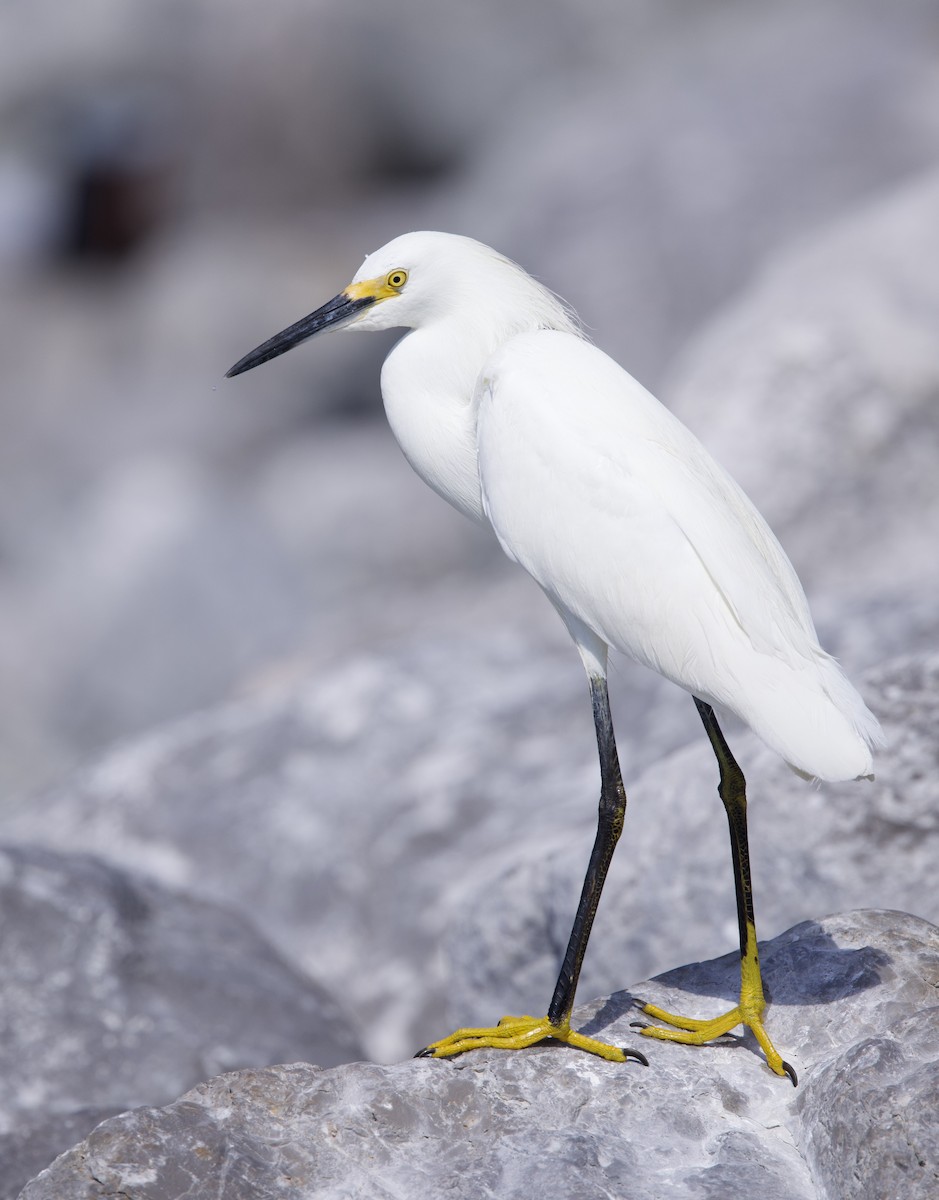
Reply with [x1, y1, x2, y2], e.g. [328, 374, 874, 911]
[2, 0, 939, 1077]
[2, 0, 938, 802]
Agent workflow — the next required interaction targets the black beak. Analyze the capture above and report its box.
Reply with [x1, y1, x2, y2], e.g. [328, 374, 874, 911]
[225, 291, 375, 378]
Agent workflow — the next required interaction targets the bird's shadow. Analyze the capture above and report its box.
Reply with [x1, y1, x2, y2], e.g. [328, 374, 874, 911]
[577, 920, 890, 1041]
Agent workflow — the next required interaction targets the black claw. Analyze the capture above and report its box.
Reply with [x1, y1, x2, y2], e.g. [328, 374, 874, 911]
[628, 1020, 649, 1030]
[623, 1047, 649, 1066]
[414, 1047, 435, 1059]
[782, 1060, 798, 1087]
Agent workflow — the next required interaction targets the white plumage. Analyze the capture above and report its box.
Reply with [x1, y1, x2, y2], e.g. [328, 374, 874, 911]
[478, 330, 880, 781]
[354, 232, 881, 782]
[227, 230, 883, 1078]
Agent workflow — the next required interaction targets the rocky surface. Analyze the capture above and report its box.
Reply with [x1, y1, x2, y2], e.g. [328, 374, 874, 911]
[19, 910, 939, 1199]
[6, 641, 936, 1071]
[1, 1111, 122, 1200]
[0, 844, 360, 1200]
[2, 627, 699, 1065]
[443, 653, 939, 1031]
[7, 639, 935, 1072]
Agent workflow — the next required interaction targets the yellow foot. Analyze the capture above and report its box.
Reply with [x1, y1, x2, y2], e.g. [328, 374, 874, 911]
[415, 1014, 648, 1065]
[634, 1002, 797, 1086]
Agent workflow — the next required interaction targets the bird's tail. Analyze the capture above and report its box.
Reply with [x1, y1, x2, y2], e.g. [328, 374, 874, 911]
[738, 651, 884, 783]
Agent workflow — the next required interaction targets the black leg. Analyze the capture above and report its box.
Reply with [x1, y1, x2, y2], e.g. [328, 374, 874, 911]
[415, 669, 645, 1065]
[693, 698, 756, 963]
[638, 697, 795, 1081]
[548, 673, 627, 1026]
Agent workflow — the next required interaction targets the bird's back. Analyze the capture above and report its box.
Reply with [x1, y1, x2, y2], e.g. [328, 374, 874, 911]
[477, 330, 882, 782]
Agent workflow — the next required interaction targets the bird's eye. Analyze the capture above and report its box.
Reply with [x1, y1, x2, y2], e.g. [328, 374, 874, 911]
[386, 269, 408, 289]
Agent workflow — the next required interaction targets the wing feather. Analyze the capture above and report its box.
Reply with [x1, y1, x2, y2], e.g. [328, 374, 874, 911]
[476, 329, 881, 781]
[478, 330, 816, 668]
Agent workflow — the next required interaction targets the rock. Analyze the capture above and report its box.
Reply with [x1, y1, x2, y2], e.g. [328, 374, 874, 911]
[40, 455, 306, 752]
[443, 654, 939, 1031]
[799, 1007, 939, 1200]
[0, 359, 500, 797]
[0, 844, 360, 1198]
[0, 1111, 120, 1200]
[6, 645, 932, 1073]
[4, 627, 698, 1065]
[19, 911, 939, 1199]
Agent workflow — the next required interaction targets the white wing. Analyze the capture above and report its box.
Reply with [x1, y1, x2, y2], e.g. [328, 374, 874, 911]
[477, 330, 880, 780]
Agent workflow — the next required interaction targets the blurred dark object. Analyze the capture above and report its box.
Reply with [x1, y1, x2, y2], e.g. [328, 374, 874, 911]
[57, 90, 171, 263]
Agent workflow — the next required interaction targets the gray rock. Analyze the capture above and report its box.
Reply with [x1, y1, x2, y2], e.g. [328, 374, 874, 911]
[42, 457, 306, 752]
[0, 844, 361, 1198]
[799, 1008, 939, 1200]
[19, 911, 939, 1200]
[0, 1111, 120, 1200]
[4, 629, 695, 1065]
[443, 654, 939, 1033]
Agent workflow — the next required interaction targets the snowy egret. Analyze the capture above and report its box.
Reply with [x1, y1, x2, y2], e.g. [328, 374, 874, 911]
[227, 231, 882, 1082]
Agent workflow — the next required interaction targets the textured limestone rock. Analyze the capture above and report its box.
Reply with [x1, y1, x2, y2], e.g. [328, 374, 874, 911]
[19, 911, 939, 1199]
[799, 1008, 939, 1200]
[0, 1111, 119, 1200]
[443, 653, 939, 1029]
[0, 844, 360, 1199]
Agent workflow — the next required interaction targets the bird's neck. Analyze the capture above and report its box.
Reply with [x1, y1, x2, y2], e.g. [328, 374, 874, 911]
[380, 319, 497, 524]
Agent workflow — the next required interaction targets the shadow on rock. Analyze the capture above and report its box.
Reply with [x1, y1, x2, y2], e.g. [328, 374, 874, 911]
[633, 918, 890, 1010]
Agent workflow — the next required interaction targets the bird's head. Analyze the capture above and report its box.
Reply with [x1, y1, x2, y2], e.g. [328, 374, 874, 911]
[227, 232, 482, 378]
[225, 232, 579, 379]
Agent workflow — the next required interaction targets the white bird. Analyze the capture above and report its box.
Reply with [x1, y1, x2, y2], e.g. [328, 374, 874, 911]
[227, 231, 883, 1083]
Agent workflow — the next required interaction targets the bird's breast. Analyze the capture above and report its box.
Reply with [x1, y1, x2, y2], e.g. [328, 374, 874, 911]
[380, 331, 487, 524]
